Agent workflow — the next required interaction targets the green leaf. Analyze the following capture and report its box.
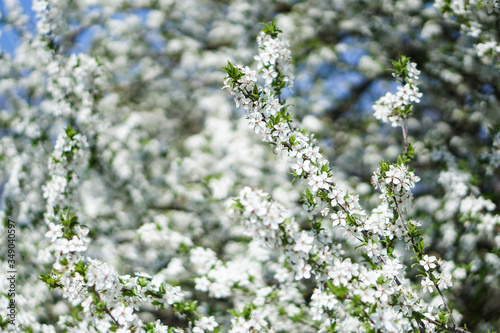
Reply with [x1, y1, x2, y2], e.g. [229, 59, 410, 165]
[75, 260, 86, 274]
[346, 213, 356, 227]
[39, 273, 57, 288]
[222, 61, 242, 80]
[138, 277, 149, 288]
[242, 304, 256, 320]
[65, 126, 77, 139]
[260, 19, 282, 37]
[230, 200, 244, 211]
[326, 281, 349, 300]
[227, 309, 240, 317]
[122, 288, 136, 297]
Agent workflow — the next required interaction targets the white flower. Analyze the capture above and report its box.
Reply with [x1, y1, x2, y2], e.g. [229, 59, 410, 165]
[110, 303, 136, 326]
[295, 259, 312, 280]
[248, 114, 266, 134]
[365, 240, 380, 259]
[81, 296, 93, 313]
[328, 189, 345, 207]
[309, 172, 332, 193]
[193, 316, 218, 333]
[68, 236, 87, 252]
[45, 222, 63, 242]
[407, 61, 421, 79]
[320, 207, 330, 216]
[382, 258, 404, 278]
[437, 273, 453, 290]
[331, 210, 346, 227]
[53, 238, 74, 253]
[421, 277, 434, 293]
[294, 231, 314, 253]
[303, 146, 321, 162]
[190, 247, 218, 274]
[261, 67, 277, 86]
[86, 260, 118, 291]
[420, 254, 437, 271]
[373, 61, 421, 127]
[272, 122, 291, 141]
[292, 158, 311, 175]
[237, 66, 257, 91]
[194, 276, 211, 292]
[274, 143, 288, 158]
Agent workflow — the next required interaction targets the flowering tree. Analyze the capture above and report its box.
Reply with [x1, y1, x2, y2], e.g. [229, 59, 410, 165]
[0, 0, 498, 332]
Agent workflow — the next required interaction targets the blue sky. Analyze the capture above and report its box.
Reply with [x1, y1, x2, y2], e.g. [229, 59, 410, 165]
[0, 0, 34, 53]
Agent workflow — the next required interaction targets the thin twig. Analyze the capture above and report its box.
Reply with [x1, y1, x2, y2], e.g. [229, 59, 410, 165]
[91, 286, 120, 327]
[402, 116, 409, 153]
[392, 197, 465, 332]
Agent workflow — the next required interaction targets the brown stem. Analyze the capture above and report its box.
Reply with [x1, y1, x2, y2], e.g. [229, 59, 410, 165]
[392, 197, 464, 332]
[402, 116, 409, 153]
[91, 286, 120, 327]
[421, 313, 470, 333]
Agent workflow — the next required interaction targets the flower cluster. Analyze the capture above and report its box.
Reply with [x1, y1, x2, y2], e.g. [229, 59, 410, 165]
[228, 27, 390, 331]
[2, 0, 499, 330]
[232, 187, 317, 282]
[38, 127, 207, 332]
[369, 61, 459, 308]
[373, 58, 422, 127]
[372, 163, 421, 213]
[435, 0, 500, 65]
[42, 128, 89, 219]
[224, 22, 472, 333]
[38, 127, 137, 330]
[231, 187, 425, 332]
[42, 128, 91, 256]
[254, 23, 294, 88]
[41, 208, 195, 332]
[231, 186, 287, 247]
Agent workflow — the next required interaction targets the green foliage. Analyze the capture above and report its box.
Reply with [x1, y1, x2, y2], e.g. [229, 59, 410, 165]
[222, 61, 242, 84]
[389, 55, 411, 83]
[0, 316, 10, 330]
[65, 126, 77, 139]
[260, 19, 282, 38]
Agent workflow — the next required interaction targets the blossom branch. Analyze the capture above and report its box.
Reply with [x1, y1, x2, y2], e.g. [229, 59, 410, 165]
[225, 21, 442, 332]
